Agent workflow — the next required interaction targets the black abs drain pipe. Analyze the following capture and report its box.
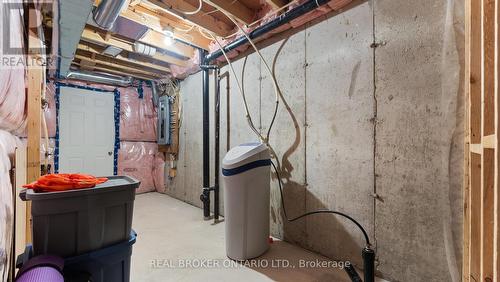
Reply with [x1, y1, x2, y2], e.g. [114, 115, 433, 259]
[200, 0, 376, 279]
[199, 55, 222, 221]
[200, 50, 211, 220]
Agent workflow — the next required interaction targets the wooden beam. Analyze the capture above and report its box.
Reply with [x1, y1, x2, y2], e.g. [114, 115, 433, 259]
[14, 148, 27, 266]
[496, 0, 500, 278]
[26, 34, 42, 244]
[128, 5, 211, 49]
[264, 0, 287, 9]
[93, 0, 211, 49]
[203, 0, 255, 25]
[116, 8, 198, 57]
[464, 0, 474, 276]
[481, 0, 496, 280]
[77, 43, 172, 74]
[470, 153, 482, 281]
[467, 2, 482, 278]
[72, 61, 159, 81]
[147, 0, 233, 36]
[139, 29, 195, 58]
[81, 28, 189, 67]
[75, 54, 165, 78]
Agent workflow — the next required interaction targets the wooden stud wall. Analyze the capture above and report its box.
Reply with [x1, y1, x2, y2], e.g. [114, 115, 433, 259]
[464, 0, 499, 280]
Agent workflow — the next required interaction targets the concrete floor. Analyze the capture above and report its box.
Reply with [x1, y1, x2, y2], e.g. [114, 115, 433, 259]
[131, 193, 356, 282]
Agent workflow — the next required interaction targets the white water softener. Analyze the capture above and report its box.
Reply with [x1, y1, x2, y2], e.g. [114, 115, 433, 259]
[222, 142, 270, 261]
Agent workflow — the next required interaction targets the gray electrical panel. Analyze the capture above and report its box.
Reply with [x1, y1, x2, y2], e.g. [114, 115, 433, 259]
[157, 95, 171, 145]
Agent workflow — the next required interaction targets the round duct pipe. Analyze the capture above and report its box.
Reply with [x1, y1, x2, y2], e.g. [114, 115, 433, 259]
[66, 70, 132, 87]
[93, 0, 128, 30]
[133, 42, 156, 57]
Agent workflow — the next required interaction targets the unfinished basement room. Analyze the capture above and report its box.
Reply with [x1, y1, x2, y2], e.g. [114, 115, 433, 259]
[0, 0, 486, 281]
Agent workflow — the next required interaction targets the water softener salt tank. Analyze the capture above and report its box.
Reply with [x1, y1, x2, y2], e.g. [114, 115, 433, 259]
[222, 142, 270, 261]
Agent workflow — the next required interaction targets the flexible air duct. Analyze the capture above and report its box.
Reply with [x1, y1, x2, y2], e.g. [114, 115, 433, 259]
[93, 0, 128, 30]
[133, 42, 157, 57]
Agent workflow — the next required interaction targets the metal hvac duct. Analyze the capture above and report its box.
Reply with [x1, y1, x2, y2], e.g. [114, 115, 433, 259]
[93, 0, 128, 30]
[66, 70, 132, 87]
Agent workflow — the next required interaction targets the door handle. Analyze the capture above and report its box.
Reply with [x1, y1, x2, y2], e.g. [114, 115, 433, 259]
[108, 151, 113, 156]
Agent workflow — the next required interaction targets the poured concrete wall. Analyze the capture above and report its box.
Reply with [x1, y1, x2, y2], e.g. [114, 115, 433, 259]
[164, 0, 464, 281]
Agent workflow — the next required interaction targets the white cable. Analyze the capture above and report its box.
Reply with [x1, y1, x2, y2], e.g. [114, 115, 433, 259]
[201, 27, 264, 142]
[175, 0, 202, 15]
[200, 32, 283, 172]
[216, 11, 281, 144]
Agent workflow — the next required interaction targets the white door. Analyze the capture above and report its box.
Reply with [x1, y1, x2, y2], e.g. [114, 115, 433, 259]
[59, 86, 115, 176]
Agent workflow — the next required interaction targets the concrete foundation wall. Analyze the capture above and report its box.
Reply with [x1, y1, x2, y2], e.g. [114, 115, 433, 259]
[164, 0, 464, 281]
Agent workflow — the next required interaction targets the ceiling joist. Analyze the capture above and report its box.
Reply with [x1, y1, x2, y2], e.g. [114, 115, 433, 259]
[72, 61, 159, 81]
[75, 54, 165, 78]
[264, 0, 287, 9]
[128, 5, 211, 49]
[147, 0, 233, 36]
[80, 28, 189, 67]
[77, 43, 171, 74]
[117, 8, 205, 54]
[203, 0, 255, 25]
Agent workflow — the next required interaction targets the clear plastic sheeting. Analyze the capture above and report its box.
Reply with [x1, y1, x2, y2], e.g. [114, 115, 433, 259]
[118, 141, 165, 194]
[0, 68, 26, 134]
[119, 86, 157, 142]
[18, 82, 56, 138]
[0, 130, 21, 281]
[40, 138, 55, 173]
[0, 2, 26, 135]
[44, 82, 57, 137]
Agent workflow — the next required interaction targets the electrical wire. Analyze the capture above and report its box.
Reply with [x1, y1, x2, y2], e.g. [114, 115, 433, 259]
[201, 27, 264, 142]
[219, 11, 280, 143]
[270, 161, 371, 247]
[174, 0, 203, 15]
[205, 0, 372, 250]
[216, 0, 303, 40]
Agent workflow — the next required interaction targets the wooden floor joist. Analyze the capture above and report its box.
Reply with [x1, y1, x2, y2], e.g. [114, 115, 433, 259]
[74, 55, 165, 79]
[464, 0, 500, 280]
[147, 0, 233, 36]
[124, 5, 212, 49]
[76, 44, 172, 74]
[203, 0, 255, 25]
[72, 62, 159, 81]
[81, 29, 190, 67]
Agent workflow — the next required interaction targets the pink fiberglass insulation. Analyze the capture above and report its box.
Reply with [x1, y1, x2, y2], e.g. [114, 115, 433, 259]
[0, 68, 26, 134]
[119, 85, 157, 142]
[118, 141, 157, 194]
[0, 6, 26, 135]
[153, 152, 165, 193]
[0, 130, 22, 280]
[18, 82, 56, 138]
[170, 51, 201, 79]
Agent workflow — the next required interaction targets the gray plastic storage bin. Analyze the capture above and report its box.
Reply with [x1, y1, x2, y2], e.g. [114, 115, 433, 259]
[16, 231, 137, 282]
[64, 231, 137, 282]
[19, 176, 139, 257]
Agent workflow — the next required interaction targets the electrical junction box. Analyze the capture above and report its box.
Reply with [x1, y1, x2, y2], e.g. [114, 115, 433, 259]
[157, 95, 171, 145]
